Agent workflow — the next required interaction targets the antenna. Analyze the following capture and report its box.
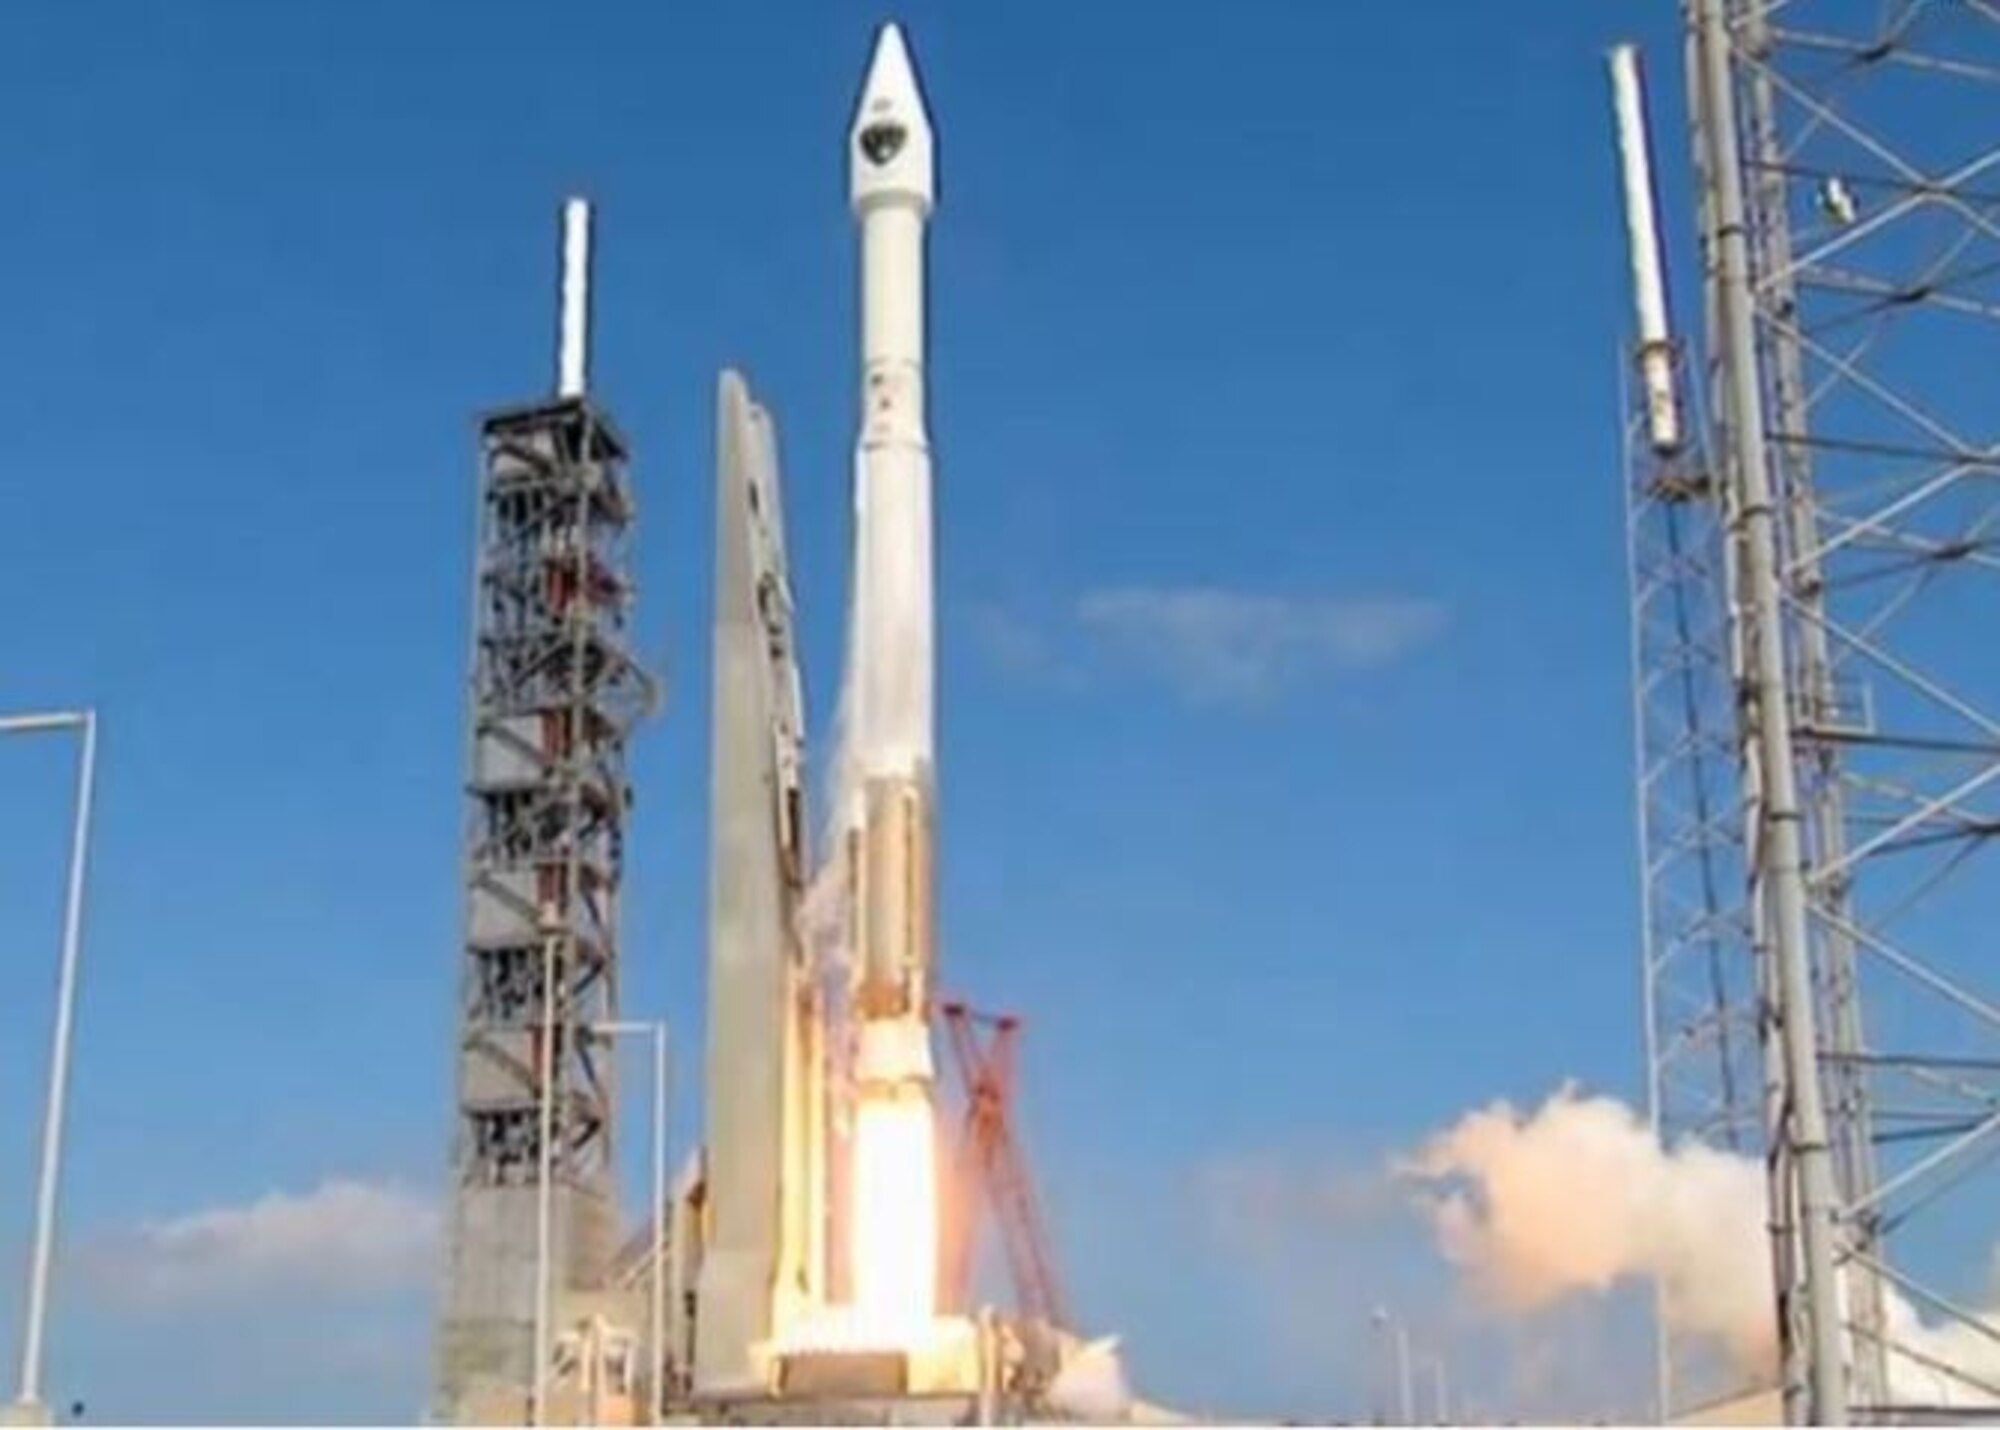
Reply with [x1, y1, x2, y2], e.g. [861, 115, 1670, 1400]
[557, 197, 592, 400]
[1608, 45, 1681, 455]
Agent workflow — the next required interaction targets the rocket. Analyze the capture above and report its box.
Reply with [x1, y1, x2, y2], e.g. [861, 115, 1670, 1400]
[845, 23, 939, 1100]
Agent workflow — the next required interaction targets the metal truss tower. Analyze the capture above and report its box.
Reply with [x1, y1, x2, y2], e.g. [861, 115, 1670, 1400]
[436, 200, 655, 1419]
[1616, 41, 1765, 1418]
[1625, 413, 1766, 1419]
[1626, 2, 2000, 1420]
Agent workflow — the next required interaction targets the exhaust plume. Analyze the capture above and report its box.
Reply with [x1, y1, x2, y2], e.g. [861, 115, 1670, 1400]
[1046, 1336, 1134, 1422]
[1401, 1084, 1774, 1372]
[1403, 1085, 2000, 1408]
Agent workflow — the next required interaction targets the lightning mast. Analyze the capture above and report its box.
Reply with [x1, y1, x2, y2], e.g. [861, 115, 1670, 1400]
[436, 198, 655, 1421]
[1629, 2, 2000, 1419]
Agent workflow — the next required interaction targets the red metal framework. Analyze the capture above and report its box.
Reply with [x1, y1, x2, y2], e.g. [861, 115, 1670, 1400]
[937, 1000, 1068, 1331]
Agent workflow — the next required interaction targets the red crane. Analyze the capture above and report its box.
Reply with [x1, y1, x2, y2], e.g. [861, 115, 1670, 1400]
[936, 1000, 1069, 1331]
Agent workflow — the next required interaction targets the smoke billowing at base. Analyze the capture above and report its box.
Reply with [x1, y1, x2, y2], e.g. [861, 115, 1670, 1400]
[1403, 1085, 2000, 1409]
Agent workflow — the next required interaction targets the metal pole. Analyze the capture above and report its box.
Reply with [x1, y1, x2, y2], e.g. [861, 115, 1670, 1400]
[1731, 0, 1887, 1400]
[1608, 43, 1682, 457]
[1395, 1323, 1413, 1425]
[1691, 0, 1848, 1420]
[10, 710, 96, 1420]
[1372, 1309, 1414, 1424]
[656, 1032, 672, 1424]
[593, 1020, 670, 1422]
[1430, 1357, 1448, 1425]
[556, 197, 592, 401]
[533, 926, 558, 1426]
[649, 1024, 667, 1426]
[0, 716, 84, 737]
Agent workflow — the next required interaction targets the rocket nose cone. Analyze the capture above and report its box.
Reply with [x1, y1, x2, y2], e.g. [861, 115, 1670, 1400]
[856, 24, 927, 134]
[850, 22, 935, 211]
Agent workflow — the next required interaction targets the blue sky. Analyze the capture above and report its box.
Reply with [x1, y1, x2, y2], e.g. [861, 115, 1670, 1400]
[0, 1, 1693, 1421]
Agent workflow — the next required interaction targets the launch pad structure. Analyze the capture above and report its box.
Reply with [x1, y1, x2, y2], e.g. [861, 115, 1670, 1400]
[1616, 3, 2000, 1423]
[423, 26, 1150, 1429]
[435, 199, 659, 1424]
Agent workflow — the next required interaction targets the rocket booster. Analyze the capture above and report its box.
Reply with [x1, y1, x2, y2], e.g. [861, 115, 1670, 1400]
[847, 24, 938, 1092]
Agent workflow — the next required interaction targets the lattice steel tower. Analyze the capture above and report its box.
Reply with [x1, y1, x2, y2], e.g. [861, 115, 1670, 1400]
[1614, 42, 1764, 1420]
[436, 200, 655, 1420]
[1623, 3, 2000, 1421]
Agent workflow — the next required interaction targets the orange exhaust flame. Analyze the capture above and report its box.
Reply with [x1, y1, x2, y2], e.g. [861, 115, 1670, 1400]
[851, 1089, 939, 1336]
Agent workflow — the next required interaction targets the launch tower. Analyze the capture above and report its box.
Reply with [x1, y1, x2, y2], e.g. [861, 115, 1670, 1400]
[436, 201, 656, 1422]
[1619, 4, 2000, 1420]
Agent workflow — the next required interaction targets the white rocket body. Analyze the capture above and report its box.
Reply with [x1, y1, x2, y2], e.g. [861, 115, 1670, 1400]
[846, 25, 939, 1093]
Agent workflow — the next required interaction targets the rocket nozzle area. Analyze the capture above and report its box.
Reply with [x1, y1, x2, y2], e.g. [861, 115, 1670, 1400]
[855, 1014, 936, 1091]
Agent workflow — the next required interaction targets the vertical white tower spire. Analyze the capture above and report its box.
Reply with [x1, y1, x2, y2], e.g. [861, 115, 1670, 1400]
[557, 196, 592, 400]
[1608, 46, 1681, 454]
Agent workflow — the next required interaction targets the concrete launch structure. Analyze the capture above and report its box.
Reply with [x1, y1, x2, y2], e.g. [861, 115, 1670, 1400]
[694, 367, 821, 1395]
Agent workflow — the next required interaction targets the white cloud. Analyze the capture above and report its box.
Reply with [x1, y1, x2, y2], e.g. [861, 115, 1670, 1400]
[1074, 586, 1446, 703]
[83, 1178, 439, 1309]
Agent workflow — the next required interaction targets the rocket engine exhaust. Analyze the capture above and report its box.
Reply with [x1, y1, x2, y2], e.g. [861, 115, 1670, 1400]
[846, 777, 938, 1332]
[850, 1086, 940, 1332]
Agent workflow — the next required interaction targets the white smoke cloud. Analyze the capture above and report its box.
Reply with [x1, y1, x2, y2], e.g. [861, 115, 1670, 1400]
[82, 1178, 438, 1309]
[1880, 1292, 2000, 1407]
[1047, 1335, 1136, 1422]
[1403, 1085, 2000, 1409]
[1401, 1083, 1775, 1372]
